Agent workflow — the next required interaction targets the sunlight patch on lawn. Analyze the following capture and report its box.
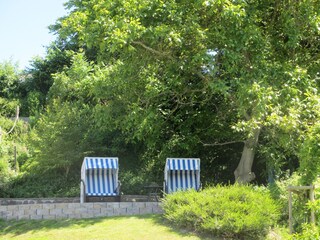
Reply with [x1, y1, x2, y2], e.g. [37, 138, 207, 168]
[0, 215, 211, 240]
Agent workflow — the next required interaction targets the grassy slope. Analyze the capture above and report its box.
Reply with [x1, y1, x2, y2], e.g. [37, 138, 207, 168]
[0, 214, 212, 240]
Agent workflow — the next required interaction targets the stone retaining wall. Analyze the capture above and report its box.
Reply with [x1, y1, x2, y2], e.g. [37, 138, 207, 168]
[0, 202, 163, 220]
[0, 196, 154, 205]
[0, 198, 79, 205]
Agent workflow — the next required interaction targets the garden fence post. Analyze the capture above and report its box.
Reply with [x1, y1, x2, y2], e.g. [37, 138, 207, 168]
[310, 184, 315, 225]
[288, 187, 293, 234]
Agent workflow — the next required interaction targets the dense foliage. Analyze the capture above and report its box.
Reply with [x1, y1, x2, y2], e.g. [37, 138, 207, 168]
[0, 0, 320, 238]
[162, 185, 280, 239]
[0, 61, 30, 193]
[269, 174, 320, 236]
[51, 0, 320, 184]
[0, 0, 320, 236]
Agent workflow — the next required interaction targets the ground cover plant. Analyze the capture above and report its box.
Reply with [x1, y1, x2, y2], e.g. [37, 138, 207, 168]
[163, 185, 280, 240]
[0, 214, 211, 240]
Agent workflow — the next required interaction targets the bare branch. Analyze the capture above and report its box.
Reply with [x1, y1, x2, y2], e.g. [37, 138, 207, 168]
[132, 41, 171, 58]
[201, 140, 244, 147]
[7, 106, 20, 134]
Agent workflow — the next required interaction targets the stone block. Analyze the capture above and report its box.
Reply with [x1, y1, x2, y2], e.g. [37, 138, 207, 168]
[18, 205, 30, 211]
[67, 213, 81, 219]
[84, 203, 94, 209]
[68, 203, 81, 209]
[50, 208, 62, 215]
[63, 207, 76, 215]
[37, 209, 49, 216]
[126, 207, 140, 215]
[81, 212, 95, 219]
[7, 205, 19, 212]
[42, 214, 57, 220]
[17, 214, 30, 220]
[152, 206, 164, 214]
[93, 202, 107, 209]
[31, 204, 43, 210]
[88, 208, 101, 216]
[6, 215, 17, 220]
[0, 210, 10, 219]
[55, 203, 68, 209]
[91, 212, 106, 218]
[15, 209, 26, 218]
[100, 208, 114, 216]
[107, 202, 120, 208]
[139, 207, 153, 215]
[132, 202, 146, 208]
[145, 202, 160, 208]
[114, 207, 127, 216]
[42, 204, 55, 210]
[0, 206, 8, 218]
[30, 215, 43, 220]
[119, 202, 133, 208]
[55, 213, 69, 219]
[24, 208, 37, 216]
[73, 207, 88, 215]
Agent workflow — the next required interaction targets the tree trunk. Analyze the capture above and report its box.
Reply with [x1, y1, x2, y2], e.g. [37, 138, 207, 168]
[234, 127, 261, 184]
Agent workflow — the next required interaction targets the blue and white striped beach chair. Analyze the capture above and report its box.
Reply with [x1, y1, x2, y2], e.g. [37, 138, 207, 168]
[80, 157, 120, 203]
[164, 158, 201, 194]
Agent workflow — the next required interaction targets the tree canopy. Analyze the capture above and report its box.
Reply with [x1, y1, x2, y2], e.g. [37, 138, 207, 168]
[50, 0, 320, 183]
[1, 0, 320, 197]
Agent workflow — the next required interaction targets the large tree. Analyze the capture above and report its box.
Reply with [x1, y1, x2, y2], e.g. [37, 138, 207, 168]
[51, 0, 320, 183]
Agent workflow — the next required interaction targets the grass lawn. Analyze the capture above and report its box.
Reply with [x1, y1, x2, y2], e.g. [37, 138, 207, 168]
[0, 214, 212, 240]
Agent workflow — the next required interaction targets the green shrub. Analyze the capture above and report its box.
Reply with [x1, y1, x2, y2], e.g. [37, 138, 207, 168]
[291, 224, 320, 240]
[269, 173, 320, 232]
[0, 172, 80, 198]
[268, 172, 303, 225]
[299, 123, 320, 184]
[119, 170, 160, 195]
[162, 185, 280, 239]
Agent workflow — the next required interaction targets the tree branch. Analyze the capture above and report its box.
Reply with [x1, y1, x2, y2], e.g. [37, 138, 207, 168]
[7, 106, 20, 134]
[132, 41, 171, 58]
[201, 140, 244, 147]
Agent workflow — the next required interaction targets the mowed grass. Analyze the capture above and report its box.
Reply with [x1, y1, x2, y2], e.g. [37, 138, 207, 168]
[0, 214, 211, 240]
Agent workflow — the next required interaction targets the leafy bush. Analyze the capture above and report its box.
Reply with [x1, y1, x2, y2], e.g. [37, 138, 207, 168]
[291, 224, 320, 240]
[268, 172, 303, 225]
[119, 168, 163, 195]
[162, 185, 280, 239]
[0, 158, 15, 193]
[299, 123, 320, 184]
[119, 170, 146, 195]
[269, 173, 320, 232]
[0, 172, 80, 198]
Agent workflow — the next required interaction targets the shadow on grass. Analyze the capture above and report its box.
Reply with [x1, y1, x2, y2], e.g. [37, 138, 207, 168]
[148, 214, 216, 240]
[0, 214, 215, 239]
[0, 217, 105, 237]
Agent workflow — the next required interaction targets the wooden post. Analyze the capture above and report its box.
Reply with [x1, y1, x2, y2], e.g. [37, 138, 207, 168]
[287, 185, 317, 234]
[288, 187, 293, 234]
[310, 184, 315, 225]
[14, 145, 17, 171]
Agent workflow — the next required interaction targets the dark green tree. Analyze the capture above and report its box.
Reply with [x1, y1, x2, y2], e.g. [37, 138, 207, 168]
[51, 0, 320, 183]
